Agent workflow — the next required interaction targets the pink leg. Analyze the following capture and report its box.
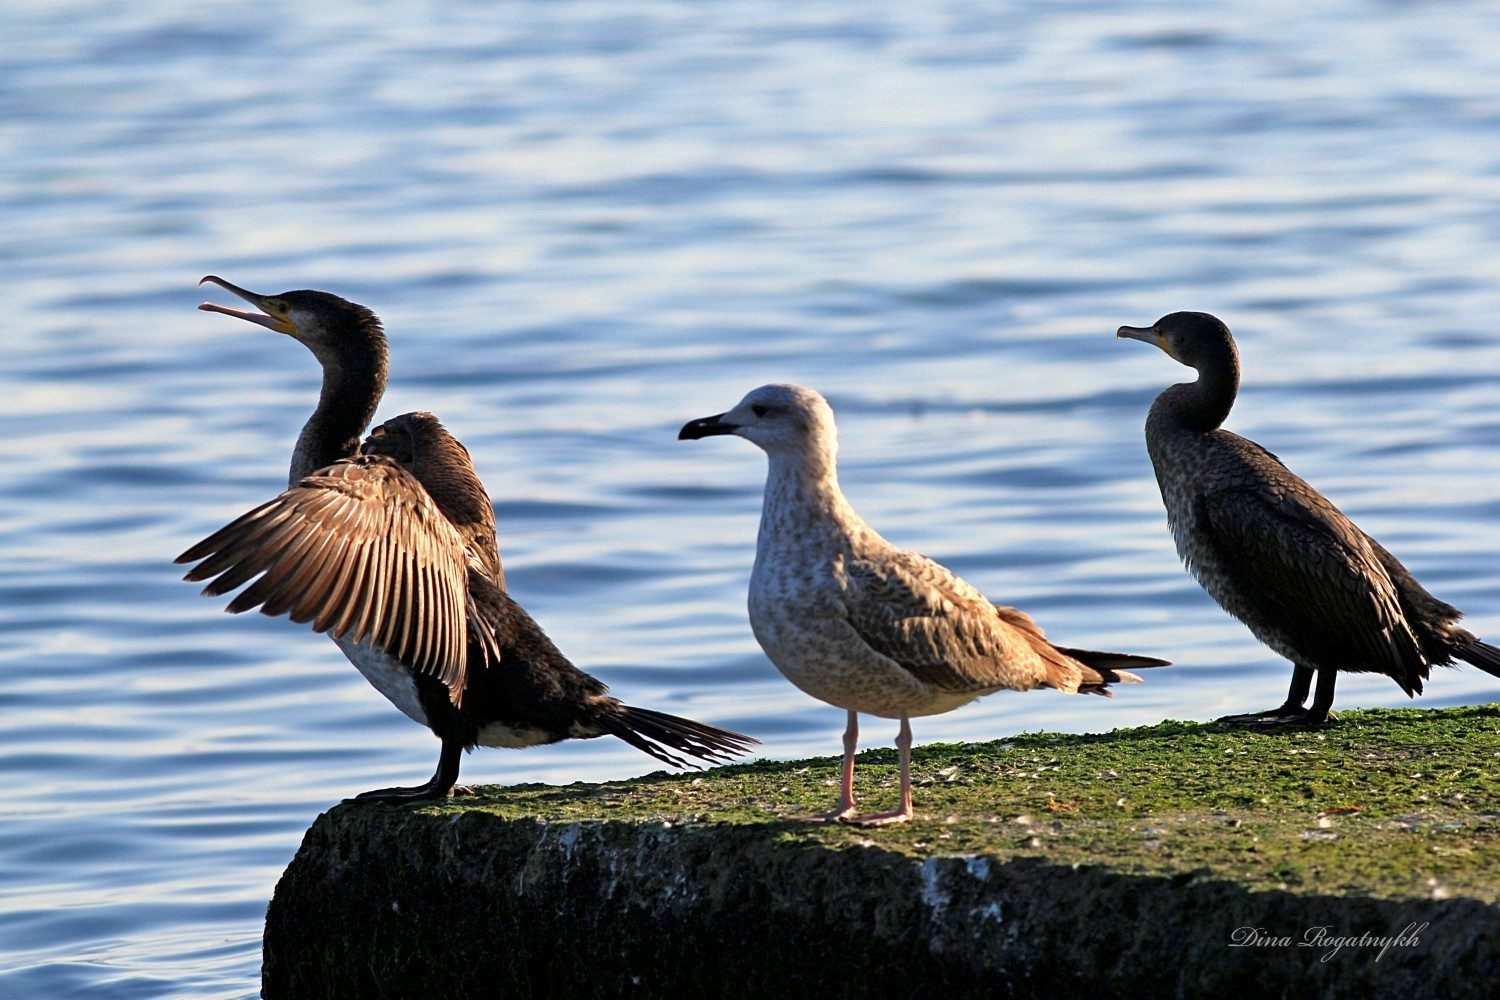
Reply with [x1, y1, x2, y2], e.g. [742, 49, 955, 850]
[812, 710, 860, 822]
[843, 714, 914, 827]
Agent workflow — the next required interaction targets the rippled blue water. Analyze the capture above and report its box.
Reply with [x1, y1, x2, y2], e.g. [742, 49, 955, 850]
[6, 1, 1500, 994]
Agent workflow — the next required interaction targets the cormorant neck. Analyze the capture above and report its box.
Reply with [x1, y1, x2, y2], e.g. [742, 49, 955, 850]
[289, 338, 389, 484]
[1159, 337, 1239, 433]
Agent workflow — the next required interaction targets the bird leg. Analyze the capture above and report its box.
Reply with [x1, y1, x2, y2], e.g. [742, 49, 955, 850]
[810, 710, 861, 822]
[1303, 666, 1338, 725]
[842, 714, 914, 828]
[352, 737, 465, 802]
[1217, 663, 1334, 727]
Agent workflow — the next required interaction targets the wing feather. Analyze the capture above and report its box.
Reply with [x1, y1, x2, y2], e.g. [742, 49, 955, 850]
[1190, 481, 1422, 682]
[841, 547, 1059, 694]
[175, 455, 471, 701]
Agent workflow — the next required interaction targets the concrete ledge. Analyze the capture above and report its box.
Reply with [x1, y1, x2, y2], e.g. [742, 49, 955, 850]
[263, 708, 1500, 998]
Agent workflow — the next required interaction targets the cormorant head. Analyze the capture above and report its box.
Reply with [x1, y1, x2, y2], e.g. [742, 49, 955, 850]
[198, 275, 386, 365]
[1116, 311, 1237, 371]
[679, 383, 838, 461]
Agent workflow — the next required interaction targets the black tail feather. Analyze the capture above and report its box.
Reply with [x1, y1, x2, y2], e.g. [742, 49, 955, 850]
[602, 706, 759, 770]
[1056, 646, 1171, 673]
[1056, 646, 1170, 697]
[1455, 635, 1500, 679]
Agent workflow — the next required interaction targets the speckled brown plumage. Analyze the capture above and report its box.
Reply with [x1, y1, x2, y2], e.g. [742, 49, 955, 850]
[680, 383, 1165, 824]
[1118, 311, 1500, 725]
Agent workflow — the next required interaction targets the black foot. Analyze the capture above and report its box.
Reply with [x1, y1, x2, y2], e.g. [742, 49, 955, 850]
[1217, 704, 1335, 727]
[349, 780, 451, 803]
[348, 739, 465, 803]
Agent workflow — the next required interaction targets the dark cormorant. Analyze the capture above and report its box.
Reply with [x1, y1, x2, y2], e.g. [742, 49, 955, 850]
[1118, 311, 1500, 725]
[178, 279, 756, 798]
[679, 383, 1166, 824]
[196, 277, 391, 491]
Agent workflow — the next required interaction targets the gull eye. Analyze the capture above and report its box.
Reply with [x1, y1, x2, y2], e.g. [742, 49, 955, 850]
[751, 404, 769, 418]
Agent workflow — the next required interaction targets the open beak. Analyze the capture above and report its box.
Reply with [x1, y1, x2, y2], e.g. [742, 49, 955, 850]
[198, 275, 296, 334]
[678, 413, 738, 440]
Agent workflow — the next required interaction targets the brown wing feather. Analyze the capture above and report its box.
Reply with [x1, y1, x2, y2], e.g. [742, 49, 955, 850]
[842, 548, 1068, 694]
[176, 455, 471, 701]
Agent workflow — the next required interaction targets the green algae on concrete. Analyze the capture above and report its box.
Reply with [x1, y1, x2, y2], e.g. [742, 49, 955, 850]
[263, 707, 1500, 998]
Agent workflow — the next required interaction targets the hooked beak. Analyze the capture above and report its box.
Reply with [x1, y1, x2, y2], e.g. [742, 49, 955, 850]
[1116, 324, 1164, 349]
[678, 413, 738, 440]
[198, 275, 296, 334]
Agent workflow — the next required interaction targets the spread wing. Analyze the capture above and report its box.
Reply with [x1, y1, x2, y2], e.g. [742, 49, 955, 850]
[840, 547, 1070, 694]
[176, 455, 474, 701]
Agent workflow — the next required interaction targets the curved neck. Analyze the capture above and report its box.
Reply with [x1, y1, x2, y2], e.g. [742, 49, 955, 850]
[289, 346, 387, 484]
[765, 443, 840, 505]
[757, 446, 862, 558]
[1156, 339, 1239, 432]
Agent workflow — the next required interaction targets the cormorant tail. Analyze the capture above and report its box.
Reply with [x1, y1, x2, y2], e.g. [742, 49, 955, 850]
[602, 707, 759, 769]
[1454, 636, 1500, 679]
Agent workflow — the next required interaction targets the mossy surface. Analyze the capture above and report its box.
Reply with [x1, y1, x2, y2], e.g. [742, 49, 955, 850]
[264, 706, 1500, 999]
[421, 705, 1500, 902]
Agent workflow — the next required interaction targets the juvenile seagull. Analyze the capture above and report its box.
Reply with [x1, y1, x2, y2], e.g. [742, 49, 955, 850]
[1119, 311, 1500, 724]
[179, 278, 756, 799]
[680, 384, 1166, 825]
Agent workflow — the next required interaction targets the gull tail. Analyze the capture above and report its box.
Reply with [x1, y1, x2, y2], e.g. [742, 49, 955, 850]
[1057, 646, 1171, 697]
[600, 707, 759, 769]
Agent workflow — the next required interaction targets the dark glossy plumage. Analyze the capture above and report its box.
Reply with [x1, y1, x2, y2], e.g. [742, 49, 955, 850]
[179, 280, 756, 798]
[1119, 311, 1500, 724]
[197, 276, 389, 485]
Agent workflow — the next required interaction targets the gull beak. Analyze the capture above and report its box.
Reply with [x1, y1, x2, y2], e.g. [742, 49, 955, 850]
[678, 413, 738, 440]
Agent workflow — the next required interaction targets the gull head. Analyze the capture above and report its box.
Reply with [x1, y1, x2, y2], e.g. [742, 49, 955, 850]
[678, 383, 837, 458]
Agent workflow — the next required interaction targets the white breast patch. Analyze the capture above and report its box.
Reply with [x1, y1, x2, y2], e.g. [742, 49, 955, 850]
[333, 636, 430, 727]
